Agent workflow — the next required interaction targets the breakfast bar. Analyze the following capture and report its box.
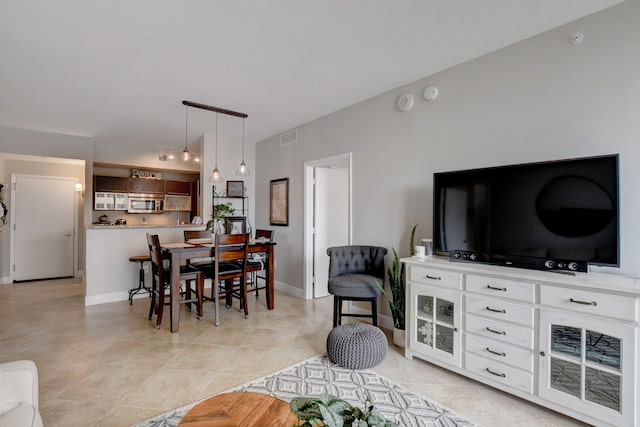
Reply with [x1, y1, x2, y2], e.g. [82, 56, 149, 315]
[84, 223, 205, 306]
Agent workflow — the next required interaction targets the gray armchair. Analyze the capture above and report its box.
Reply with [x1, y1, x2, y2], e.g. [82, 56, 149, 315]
[326, 245, 388, 327]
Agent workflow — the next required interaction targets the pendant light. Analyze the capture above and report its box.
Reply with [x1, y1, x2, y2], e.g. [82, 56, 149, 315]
[211, 112, 224, 184]
[182, 105, 191, 161]
[235, 117, 250, 176]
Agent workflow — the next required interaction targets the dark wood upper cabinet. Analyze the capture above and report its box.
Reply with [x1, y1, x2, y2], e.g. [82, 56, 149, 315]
[94, 176, 129, 193]
[128, 178, 164, 194]
[165, 180, 192, 195]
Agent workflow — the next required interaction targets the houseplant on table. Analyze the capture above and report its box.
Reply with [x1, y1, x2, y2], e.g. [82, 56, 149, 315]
[378, 224, 418, 348]
[206, 202, 236, 233]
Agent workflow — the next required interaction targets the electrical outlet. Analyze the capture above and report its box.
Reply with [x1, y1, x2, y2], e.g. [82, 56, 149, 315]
[143, 265, 149, 274]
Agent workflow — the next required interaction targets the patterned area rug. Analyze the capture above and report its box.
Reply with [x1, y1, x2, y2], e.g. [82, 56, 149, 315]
[132, 355, 479, 427]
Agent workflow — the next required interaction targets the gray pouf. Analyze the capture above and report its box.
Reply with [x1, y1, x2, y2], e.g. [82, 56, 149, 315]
[326, 323, 388, 369]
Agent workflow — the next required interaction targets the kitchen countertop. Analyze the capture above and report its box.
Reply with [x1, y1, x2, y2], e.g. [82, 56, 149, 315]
[85, 223, 204, 230]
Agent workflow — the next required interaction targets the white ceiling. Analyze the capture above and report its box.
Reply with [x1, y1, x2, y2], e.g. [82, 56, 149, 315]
[0, 0, 625, 152]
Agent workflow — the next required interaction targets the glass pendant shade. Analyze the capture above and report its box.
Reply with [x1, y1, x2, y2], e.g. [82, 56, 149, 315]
[235, 160, 250, 176]
[182, 148, 190, 161]
[212, 165, 224, 184]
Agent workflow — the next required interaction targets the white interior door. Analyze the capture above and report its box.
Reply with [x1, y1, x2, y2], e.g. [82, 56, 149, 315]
[313, 166, 349, 298]
[11, 175, 76, 281]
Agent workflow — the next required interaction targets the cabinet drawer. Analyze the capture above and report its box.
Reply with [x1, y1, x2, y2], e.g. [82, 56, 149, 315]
[540, 286, 637, 322]
[465, 314, 533, 348]
[465, 333, 534, 372]
[465, 296, 534, 327]
[466, 274, 535, 303]
[465, 352, 533, 394]
[411, 267, 461, 290]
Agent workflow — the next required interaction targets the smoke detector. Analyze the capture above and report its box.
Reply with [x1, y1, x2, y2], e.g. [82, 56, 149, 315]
[570, 32, 584, 45]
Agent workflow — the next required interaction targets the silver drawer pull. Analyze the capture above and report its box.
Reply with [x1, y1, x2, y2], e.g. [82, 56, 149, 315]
[486, 368, 506, 378]
[486, 306, 506, 314]
[486, 347, 506, 357]
[570, 298, 597, 306]
[486, 326, 506, 335]
[425, 275, 441, 280]
[487, 285, 507, 292]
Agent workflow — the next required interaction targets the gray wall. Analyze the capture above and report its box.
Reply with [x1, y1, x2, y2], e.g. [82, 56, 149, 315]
[254, 0, 640, 293]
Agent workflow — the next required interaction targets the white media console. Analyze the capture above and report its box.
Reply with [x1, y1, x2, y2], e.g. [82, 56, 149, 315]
[402, 256, 639, 427]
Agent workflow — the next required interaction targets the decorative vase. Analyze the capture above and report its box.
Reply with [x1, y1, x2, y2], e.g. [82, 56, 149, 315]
[392, 327, 405, 348]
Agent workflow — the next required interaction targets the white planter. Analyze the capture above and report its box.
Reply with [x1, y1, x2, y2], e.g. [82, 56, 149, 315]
[392, 327, 405, 348]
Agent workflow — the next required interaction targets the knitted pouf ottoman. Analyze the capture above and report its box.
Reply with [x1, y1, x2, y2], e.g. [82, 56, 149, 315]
[326, 323, 388, 369]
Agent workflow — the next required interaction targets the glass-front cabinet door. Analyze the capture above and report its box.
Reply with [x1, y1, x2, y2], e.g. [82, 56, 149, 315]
[539, 310, 635, 426]
[410, 284, 461, 367]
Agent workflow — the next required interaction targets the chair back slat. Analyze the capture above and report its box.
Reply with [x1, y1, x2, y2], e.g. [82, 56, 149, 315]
[215, 233, 249, 278]
[146, 233, 164, 283]
[184, 230, 211, 241]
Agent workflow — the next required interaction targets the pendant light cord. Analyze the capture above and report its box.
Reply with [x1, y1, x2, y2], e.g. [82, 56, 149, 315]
[215, 113, 218, 166]
[184, 105, 189, 151]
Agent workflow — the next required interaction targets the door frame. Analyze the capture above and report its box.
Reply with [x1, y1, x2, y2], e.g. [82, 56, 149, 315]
[303, 152, 352, 300]
[9, 174, 79, 282]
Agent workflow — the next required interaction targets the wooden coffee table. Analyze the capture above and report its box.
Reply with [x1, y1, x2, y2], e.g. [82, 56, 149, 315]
[178, 391, 298, 426]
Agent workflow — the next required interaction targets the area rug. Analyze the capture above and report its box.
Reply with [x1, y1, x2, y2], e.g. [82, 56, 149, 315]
[132, 355, 479, 426]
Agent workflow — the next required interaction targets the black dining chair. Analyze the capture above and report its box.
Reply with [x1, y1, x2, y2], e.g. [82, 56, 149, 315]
[146, 233, 204, 329]
[326, 245, 388, 327]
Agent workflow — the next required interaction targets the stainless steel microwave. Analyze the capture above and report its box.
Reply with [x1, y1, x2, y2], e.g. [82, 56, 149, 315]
[127, 194, 164, 213]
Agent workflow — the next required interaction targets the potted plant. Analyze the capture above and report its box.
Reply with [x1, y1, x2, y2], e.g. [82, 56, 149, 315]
[290, 393, 399, 427]
[206, 202, 236, 233]
[378, 224, 418, 348]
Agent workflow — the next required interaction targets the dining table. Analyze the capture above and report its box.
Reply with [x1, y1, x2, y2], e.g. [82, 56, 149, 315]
[160, 239, 276, 333]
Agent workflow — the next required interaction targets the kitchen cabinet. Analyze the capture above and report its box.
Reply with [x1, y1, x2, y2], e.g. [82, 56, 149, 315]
[128, 178, 164, 194]
[165, 180, 192, 195]
[94, 176, 128, 193]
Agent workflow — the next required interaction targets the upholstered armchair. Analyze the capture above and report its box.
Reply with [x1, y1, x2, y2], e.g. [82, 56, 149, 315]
[326, 245, 388, 327]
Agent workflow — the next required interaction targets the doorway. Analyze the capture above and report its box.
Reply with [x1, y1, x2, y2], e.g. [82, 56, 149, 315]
[10, 174, 78, 281]
[303, 153, 352, 299]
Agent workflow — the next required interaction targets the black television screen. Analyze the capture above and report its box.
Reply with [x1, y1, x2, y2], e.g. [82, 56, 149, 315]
[433, 154, 619, 272]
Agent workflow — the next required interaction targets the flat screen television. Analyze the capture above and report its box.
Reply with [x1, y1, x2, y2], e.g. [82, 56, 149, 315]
[433, 154, 619, 273]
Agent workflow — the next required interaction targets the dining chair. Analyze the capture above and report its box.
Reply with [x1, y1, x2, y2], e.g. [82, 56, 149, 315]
[146, 233, 204, 329]
[246, 229, 274, 300]
[213, 233, 250, 326]
[183, 229, 214, 270]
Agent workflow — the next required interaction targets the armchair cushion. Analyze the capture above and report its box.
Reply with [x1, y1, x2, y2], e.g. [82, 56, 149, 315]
[0, 360, 43, 427]
[328, 273, 382, 298]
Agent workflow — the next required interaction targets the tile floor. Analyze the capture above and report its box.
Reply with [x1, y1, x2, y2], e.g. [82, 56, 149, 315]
[0, 278, 588, 427]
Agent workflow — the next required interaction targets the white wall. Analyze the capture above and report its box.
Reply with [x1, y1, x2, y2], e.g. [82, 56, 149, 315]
[254, 0, 640, 294]
[0, 127, 94, 281]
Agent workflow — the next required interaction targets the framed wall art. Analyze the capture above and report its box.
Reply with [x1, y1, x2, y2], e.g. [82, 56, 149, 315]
[225, 216, 247, 234]
[270, 178, 289, 226]
[226, 180, 244, 198]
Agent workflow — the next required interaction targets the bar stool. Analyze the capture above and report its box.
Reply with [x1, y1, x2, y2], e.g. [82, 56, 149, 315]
[128, 254, 152, 304]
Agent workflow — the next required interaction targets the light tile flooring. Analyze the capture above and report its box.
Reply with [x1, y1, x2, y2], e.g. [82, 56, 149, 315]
[0, 278, 588, 427]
